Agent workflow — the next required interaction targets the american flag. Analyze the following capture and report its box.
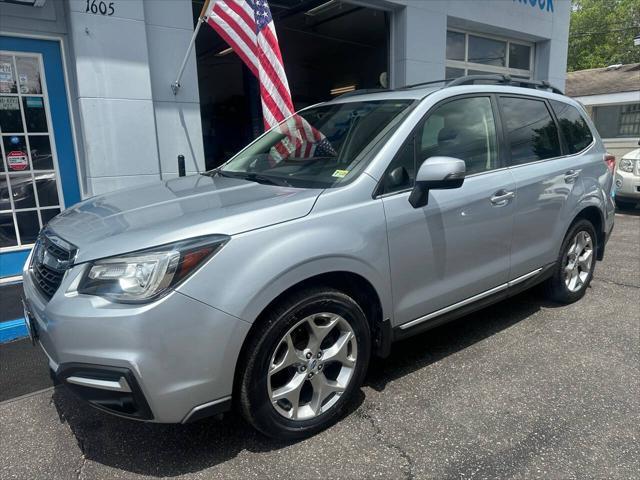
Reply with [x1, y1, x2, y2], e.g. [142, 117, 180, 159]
[205, 0, 336, 160]
[269, 113, 337, 161]
[206, 0, 294, 129]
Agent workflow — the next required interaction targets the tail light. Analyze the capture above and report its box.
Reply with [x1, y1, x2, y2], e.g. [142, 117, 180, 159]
[604, 153, 616, 172]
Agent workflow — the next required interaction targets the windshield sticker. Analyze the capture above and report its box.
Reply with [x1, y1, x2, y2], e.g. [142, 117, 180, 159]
[332, 169, 349, 178]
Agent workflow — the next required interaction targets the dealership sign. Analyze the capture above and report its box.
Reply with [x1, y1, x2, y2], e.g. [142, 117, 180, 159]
[513, 0, 554, 13]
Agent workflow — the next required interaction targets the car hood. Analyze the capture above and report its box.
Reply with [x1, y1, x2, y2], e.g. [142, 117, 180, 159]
[48, 174, 322, 263]
[621, 148, 640, 160]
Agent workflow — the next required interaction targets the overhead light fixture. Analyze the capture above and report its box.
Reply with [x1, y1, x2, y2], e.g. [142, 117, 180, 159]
[330, 85, 356, 96]
[215, 47, 234, 56]
[305, 0, 340, 16]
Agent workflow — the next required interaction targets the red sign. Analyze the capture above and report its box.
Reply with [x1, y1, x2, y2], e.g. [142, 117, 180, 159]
[7, 150, 28, 171]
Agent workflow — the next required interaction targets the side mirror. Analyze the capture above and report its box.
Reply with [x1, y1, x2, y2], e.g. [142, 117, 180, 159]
[408, 156, 466, 208]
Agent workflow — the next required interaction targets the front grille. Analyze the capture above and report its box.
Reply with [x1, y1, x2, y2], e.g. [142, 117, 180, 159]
[31, 233, 76, 301]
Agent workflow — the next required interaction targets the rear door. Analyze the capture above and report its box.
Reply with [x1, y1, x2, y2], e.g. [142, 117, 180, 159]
[381, 95, 516, 327]
[499, 95, 588, 279]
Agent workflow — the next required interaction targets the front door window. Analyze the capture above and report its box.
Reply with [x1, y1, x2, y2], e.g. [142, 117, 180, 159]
[0, 52, 63, 249]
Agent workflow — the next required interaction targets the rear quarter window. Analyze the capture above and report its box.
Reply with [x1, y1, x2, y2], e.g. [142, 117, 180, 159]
[550, 100, 594, 154]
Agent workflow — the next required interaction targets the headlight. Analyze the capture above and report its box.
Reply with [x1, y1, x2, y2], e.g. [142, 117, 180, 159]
[77, 235, 229, 303]
[619, 158, 634, 173]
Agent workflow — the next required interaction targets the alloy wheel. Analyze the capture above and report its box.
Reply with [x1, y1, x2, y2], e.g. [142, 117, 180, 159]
[267, 312, 358, 421]
[563, 230, 593, 293]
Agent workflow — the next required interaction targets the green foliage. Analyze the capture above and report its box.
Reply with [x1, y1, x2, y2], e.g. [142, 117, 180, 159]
[568, 0, 640, 71]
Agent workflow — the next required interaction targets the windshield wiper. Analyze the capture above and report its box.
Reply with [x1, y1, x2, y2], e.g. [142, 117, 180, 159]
[217, 170, 292, 187]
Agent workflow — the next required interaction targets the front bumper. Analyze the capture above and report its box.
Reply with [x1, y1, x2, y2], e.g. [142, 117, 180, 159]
[615, 169, 640, 201]
[22, 261, 251, 423]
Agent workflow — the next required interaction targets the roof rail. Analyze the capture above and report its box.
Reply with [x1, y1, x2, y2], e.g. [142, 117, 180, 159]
[446, 74, 564, 94]
[335, 75, 564, 99]
[336, 88, 388, 99]
[399, 78, 452, 90]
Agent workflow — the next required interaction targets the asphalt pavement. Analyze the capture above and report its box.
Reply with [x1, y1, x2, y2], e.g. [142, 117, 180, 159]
[1, 210, 638, 480]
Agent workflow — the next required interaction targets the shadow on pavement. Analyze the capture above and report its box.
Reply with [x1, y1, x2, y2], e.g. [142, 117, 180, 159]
[365, 288, 552, 392]
[615, 204, 640, 216]
[51, 286, 559, 477]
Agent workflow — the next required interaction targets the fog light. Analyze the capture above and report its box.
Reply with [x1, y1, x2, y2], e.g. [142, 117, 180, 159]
[615, 179, 623, 188]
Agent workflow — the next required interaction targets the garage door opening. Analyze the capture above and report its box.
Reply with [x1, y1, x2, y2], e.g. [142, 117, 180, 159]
[193, 0, 390, 170]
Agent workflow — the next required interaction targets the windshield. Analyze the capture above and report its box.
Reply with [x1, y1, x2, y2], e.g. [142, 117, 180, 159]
[217, 100, 414, 188]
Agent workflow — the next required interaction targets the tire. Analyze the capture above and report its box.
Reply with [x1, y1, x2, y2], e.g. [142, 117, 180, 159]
[238, 286, 371, 440]
[544, 219, 597, 304]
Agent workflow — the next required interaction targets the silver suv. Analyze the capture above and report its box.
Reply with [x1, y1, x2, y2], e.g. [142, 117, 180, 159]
[23, 76, 615, 439]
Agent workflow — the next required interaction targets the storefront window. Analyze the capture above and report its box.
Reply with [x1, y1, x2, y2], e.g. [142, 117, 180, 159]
[446, 30, 533, 79]
[0, 53, 62, 250]
[468, 35, 506, 67]
[446, 31, 465, 62]
[509, 43, 531, 70]
[592, 103, 640, 138]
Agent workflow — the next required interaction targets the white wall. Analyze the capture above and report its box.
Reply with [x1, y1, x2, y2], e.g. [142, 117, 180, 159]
[64, 0, 204, 196]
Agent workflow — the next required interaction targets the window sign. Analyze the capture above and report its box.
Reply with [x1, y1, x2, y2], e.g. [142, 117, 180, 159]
[0, 96, 22, 133]
[0, 58, 16, 94]
[16, 56, 42, 95]
[0, 52, 63, 250]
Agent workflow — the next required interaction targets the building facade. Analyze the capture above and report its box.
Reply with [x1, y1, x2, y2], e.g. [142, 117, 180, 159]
[0, 0, 570, 340]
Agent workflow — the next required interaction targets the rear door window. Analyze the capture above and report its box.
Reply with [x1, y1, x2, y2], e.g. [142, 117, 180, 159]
[550, 100, 594, 154]
[500, 96, 561, 165]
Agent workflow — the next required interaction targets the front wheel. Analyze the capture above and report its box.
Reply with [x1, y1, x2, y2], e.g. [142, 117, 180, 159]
[238, 287, 371, 440]
[544, 219, 597, 303]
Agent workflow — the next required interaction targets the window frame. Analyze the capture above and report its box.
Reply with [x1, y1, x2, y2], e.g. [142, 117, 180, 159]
[446, 29, 535, 80]
[374, 93, 506, 198]
[496, 94, 568, 169]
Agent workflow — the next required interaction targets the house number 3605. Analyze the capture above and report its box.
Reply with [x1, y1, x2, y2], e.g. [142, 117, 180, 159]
[85, 0, 115, 15]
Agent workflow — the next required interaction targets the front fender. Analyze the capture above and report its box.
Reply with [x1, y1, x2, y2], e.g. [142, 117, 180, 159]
[177, 198, 391, 325]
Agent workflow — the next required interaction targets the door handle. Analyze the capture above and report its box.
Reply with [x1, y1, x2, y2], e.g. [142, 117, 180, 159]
[564, 169, 581, 183]
[490, 190, 515, 206]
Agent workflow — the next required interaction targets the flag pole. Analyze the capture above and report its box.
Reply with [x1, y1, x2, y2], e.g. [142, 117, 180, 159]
[171, 0, 211, 95]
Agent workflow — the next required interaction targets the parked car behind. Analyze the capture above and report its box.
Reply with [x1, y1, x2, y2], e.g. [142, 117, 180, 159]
[615, 145, 640, 208]
[22, 76, 615, 440]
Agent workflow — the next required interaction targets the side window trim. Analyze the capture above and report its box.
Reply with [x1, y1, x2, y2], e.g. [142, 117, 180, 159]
[374, 93, 500, 198]
[544, 98, 568, 156]
[373, 133, 416, 198]
[497, 94, 563, 168]
[489, 93, 507, 170]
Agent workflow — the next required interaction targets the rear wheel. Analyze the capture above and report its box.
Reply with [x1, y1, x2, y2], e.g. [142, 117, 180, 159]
[544, 219, 597, 303]
[238, 286, 371, 440]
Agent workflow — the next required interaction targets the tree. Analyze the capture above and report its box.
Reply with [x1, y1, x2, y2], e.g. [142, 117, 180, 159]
[568, 0, 640, 71]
